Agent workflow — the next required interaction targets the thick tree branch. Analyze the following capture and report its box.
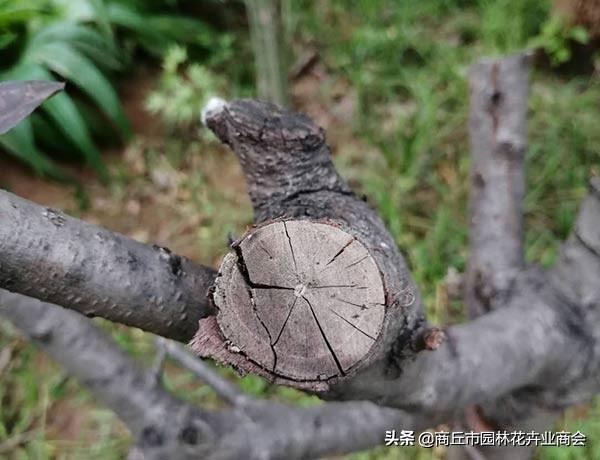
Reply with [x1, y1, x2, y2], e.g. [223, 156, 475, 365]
[0, 290, 422, 459]
[462, 52, 596, 460]
[329, 266, 598, 413]
[201, 99, 426, 391]
[466, 52, 530, 317]
[1, 53, 599, 460]
[0, 190, 217, 341]
[199, 93, 600, 419]
[0, 289, 216, 455]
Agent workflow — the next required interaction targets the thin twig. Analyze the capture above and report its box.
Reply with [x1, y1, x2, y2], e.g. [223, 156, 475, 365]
[158, 337, 249, 407]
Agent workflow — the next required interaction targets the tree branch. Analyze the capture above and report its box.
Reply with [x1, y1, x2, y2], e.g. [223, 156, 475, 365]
[0, 290, 422, 459]
[0, 289, 216, 452]
[201, 98, 426, 391]
[158, 337, 249, 407]
[1, 52, 599, 459]
[0, 190, 217, 341]
[462, 53, 597, 460]
[466, 52, 531, 317]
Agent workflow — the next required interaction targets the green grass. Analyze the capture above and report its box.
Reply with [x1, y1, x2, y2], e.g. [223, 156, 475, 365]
[1, 0, 599, 458]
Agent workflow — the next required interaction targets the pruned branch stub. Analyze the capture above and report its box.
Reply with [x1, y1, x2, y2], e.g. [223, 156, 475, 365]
[212, 219, 386, 386]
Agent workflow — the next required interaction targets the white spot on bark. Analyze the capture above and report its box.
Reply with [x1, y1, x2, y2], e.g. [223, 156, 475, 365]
[201, 97, 228, 125]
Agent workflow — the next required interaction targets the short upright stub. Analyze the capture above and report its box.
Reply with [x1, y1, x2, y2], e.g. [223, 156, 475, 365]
[213, 220, 386, 385]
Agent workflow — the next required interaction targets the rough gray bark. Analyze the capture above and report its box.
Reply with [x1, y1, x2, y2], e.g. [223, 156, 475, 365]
[200, 98, 426, 392]
[1, 51, 599, 459]
[0, 191, 216, 341]
[466, 52, 530, 318]
[0, 291, 422, 460]
[0, 81, 64, 134]
[460, 51, 538, 460]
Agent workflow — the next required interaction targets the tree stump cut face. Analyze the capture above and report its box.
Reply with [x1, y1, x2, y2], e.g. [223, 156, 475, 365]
[214, 220, 386, 382]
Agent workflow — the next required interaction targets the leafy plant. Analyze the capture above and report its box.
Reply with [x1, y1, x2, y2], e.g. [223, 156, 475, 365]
[0, 0, 224, 178]
[529, 14, 590, 66]
[145, 45, 228, 138]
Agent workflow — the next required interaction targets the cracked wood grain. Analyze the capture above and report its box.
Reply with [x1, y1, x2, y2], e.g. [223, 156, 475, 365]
[202, 98, 425, 393]
[208, 220, 385, 388]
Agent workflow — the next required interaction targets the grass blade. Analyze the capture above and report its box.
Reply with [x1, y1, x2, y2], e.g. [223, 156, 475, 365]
[0, 118, 63, 177]
[32, 22, 124, 71]
[30, 42, 131, 139]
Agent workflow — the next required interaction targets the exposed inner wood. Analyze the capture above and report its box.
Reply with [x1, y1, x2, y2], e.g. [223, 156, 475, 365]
[213, 220, 386, 382]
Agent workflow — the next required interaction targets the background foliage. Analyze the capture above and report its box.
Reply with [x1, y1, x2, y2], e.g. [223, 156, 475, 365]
[0, 0, 598, 458]
[0, 0, 229, 179]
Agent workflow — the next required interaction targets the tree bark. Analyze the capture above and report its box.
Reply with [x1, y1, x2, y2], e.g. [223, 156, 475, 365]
[466, 52, 530, 318]
[0, 291, 423, 460]
[1, 52, 599, 459]
[0, 191, 216, 341]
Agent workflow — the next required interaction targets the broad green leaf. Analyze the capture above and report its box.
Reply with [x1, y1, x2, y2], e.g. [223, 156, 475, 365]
[89, 0, 114, 39]
[43, 92, 110, 179]
[106, 3, 165, 55]
[0, 32, 16, 50]
[107, 3, 216, 55]
[6, 63, 109, 178]
[0, 118, 63, 177]
[147, 15, 215, 47]
[32, 22, 124, 71]
[28, 42, 131, 138]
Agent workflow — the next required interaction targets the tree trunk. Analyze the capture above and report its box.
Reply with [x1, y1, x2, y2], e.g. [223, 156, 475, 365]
[246, 0, 290, 105]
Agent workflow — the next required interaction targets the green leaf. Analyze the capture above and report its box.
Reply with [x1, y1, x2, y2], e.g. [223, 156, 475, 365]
[0, 118, 63, 177]
[0, 32, 16, 50]
[89, 0, 114, 39]
[569, 26, 589, 45]
[5, 63, 109, 179]
[0, 7, 41, 26]
[147, 15, 215, 47]
[28, 42, 131, 138]
[106, 3, 166, 55]
[43, 92, 110, 179]
[32, 22, 124, 71]
[107, 3, 216, 55]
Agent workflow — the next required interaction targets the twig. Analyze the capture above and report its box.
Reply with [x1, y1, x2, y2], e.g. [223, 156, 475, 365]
[158, 337, 249, 407]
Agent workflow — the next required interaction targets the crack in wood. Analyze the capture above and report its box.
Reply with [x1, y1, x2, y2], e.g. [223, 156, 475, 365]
[335, 297, 369, 310]
[303, 295, 345, 376]
[282, 220, 298, 273]
[345, 254, 369, 269]
[233, 244, 294, 290]
[311, 284, 368, 289]
[324, 238, 355, 267]
[272, 296, 299, 347]
[243, 281, 278, 373]
[327, 307, 376, 341]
